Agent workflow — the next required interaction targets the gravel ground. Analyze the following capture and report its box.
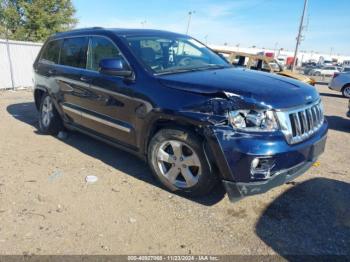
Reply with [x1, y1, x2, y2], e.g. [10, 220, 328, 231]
[0, 84, 349, 257]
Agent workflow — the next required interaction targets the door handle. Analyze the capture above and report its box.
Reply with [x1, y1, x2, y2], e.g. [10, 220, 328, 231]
[80, 76, 91, 82]
[48, 69, 56, 75]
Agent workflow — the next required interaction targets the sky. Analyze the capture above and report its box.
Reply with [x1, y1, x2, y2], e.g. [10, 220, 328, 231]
[73, 0, 350, 56]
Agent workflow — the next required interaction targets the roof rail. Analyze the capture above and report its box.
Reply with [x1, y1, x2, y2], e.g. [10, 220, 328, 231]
[79, 27, 104, 30]
[55, 27, 105, 35]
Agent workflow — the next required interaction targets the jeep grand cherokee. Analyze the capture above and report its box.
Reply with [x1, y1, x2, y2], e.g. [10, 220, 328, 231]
[33, 28, 328, 201]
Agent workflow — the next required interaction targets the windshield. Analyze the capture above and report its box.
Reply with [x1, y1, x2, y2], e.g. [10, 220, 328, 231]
[124, 35, 230, 74]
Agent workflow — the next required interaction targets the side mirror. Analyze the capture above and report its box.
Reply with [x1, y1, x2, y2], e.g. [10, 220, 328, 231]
[99, 58, 133, 77]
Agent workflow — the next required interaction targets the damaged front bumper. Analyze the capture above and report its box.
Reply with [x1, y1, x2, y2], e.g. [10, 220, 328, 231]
[205, 121, 328, 202]
[222, 160, 314, 202]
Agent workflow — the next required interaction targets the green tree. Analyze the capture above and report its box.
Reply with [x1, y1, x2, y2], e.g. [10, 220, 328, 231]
[0, 0, 77, 42]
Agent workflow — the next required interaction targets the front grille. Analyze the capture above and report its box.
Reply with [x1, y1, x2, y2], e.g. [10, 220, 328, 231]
[276, 100, 324, 144]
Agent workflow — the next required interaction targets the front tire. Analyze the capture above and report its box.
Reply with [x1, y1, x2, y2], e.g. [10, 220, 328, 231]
[148, 128, 217, 197]
[38, 93, 63, 135]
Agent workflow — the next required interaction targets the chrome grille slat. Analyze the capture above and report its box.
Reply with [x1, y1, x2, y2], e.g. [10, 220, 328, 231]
[276, 101, 324, 144]
[293, 113, 302, 136]
[306, 109, 313, 131]
[300, 111, 308, 133]
[311, 107, 317, 125]
[313, 106, 319, 123]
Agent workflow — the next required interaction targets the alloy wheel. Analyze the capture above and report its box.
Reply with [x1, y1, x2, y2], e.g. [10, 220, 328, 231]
[41, 96, 53, 128]
[156, 140, 201, 189]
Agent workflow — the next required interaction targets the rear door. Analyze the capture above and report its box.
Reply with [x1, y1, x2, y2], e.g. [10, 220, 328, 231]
[35, 39, 63, 102]
[57, 36, 89, 126]
[35, 39, 62, 78]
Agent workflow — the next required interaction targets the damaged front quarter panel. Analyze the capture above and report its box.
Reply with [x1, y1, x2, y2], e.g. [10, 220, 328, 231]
[178, 91, 273, 182]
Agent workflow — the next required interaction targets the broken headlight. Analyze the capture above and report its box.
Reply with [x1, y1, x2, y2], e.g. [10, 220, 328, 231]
[228, 110, 279, 132]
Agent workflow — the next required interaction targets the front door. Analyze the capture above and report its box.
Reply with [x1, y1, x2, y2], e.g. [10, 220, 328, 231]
[74, 36, 140, 149]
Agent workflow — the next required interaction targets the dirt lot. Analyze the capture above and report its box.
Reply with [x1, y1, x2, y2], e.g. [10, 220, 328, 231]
[0, 84, 349, 257]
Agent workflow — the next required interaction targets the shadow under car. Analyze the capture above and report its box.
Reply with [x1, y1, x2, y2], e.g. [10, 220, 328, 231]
[7, 102, 226, 206]
[256, 178, 350, 257]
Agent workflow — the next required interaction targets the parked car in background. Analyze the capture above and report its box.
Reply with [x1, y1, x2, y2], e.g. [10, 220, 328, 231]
[341, 67, 350, 73]
[343, 60, 350, 67]
[303, 65, 320, 75]
[33, 28, 327, 201]
[322, 61, 333, 67]
[311, 66, 339, 76]
[329, 71, 350, 97]
[214, 50, 316, 85]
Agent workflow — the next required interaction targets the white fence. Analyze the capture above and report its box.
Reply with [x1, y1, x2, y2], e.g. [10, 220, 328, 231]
[0, 38, 42, 90]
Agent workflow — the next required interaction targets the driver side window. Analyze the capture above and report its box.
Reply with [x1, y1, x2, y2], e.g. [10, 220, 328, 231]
[87, 36, 126, 71]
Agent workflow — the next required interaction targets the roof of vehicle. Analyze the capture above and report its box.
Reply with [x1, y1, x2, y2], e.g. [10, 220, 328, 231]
[51, 27, 187, 39]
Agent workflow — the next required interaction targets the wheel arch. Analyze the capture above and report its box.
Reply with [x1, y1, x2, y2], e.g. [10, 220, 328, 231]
[342, 83, 350, 90]
[341, 83, 350, 97]
[144, 117, 205, 156]
[34, 87, 47, 110]
[142, 116, 220, 176]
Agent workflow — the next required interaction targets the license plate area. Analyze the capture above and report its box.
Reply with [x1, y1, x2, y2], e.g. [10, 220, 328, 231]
[308, 136, 326, 161]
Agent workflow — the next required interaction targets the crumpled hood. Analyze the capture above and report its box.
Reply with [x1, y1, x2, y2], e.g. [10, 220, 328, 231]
[158, 67, 319, 109]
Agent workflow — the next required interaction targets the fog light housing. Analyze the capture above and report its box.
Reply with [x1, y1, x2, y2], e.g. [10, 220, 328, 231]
[250, 157, 276, 180]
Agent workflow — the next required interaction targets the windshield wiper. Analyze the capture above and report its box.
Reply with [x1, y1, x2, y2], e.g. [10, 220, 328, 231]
[196, 64, 231, 70]
[155, 64, 231, 76]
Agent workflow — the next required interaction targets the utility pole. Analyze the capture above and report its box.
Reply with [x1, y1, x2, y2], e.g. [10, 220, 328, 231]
[292, 0, 308, 72]
[204, 35, 208, 45]
[273, 42, 278, 57]
[185, 11, 195, 35]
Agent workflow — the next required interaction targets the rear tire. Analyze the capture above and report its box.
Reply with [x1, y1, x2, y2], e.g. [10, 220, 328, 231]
[38, 93, 63, 135]
[148, 128, 217, 197]
[342, 85, 350, 98]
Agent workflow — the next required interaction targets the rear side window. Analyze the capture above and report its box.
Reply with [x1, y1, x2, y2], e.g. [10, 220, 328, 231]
[60, 37, 88, 68]
[40, 40, 62, 64]
[87, 36, 126, 71]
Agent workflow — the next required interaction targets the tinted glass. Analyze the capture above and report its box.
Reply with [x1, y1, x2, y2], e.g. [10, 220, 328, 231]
[125, 36, 229, 74]
[41, 40, 62, 64]
[60, 37, 88, 68]
[87, 37, 126, 71]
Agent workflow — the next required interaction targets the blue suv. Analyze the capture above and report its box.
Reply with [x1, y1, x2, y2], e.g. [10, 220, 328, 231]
[33, 28, 328, 201]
